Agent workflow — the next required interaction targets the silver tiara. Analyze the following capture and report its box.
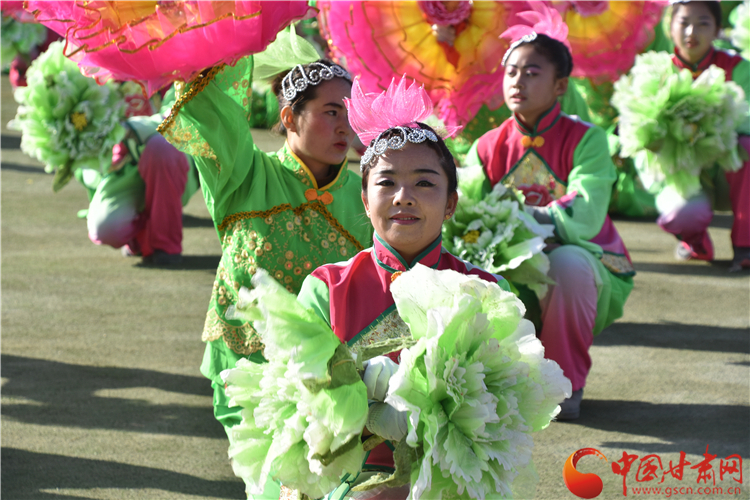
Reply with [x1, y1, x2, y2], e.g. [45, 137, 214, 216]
[281, 62, 351, 101]
[501, 32, 538, 66]
[361, 126, 438, 169]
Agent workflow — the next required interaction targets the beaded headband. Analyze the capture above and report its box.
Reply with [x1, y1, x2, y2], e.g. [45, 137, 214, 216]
[502, 32, 539, 66]
[281, 62, 351, 101]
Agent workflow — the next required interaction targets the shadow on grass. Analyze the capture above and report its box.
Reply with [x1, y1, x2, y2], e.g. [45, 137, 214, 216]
[135, 254, 222, 271]
[0, 162, 47, 174]
[609, 213, 733, 230]
[1, 133, 21, 149]
[609, 214, 658, 223]
[633, 260, 746, 276]
[183, 214, 215, 229]
[1, 448, 243, 500]
[710, 213, 733, 230]
[1, 354, 225, 439]
[563, 400, 750, 456]
[598, 323, 750, 354]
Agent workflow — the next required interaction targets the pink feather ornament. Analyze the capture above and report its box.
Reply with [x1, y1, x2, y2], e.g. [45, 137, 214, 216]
[501, 1, 572, 53]
[345, 76, 433, 146]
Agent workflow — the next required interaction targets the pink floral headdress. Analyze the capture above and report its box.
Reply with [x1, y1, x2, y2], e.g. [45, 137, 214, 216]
[500, 1, 572, 66]
[345, 75, 457, 168]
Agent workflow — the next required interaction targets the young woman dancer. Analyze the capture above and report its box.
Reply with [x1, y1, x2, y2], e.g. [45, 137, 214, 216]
[160, 29, 373, 498]
[464, 26, 635, 419]
[660, 0, 750, 270]
[293, 77, 514, 499]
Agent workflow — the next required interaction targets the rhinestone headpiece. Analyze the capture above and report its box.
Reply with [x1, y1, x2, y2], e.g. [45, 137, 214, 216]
[361, 126, 439, 167]
[502, 32, 538, 66]
[281, 62, 351, 101]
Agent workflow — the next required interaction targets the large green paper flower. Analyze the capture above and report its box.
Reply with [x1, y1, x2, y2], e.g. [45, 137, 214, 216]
[221, 269, 368, 499]
[368, 265, 571, 499]
[612, 51, 748, 198]
[9, 40, 126, 191]
[443, 172, 555, 297]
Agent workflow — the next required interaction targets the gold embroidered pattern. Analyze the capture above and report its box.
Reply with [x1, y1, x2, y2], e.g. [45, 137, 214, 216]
[158, 64, 226, 134]
[505, 151, 567, 203]
[601, 253, 635, 275]
[218, 200, 364, 252]
[350, 309, 411, 354]
[207, 206, 366, 355]
[202, 308, 263, 356]
[202, 260, 264, 355]
[159, 95, 217, 162]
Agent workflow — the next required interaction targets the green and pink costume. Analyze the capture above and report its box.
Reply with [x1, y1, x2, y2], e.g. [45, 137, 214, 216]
[465, 102, 635, 391]
[657, 48, 750, 258]
[297, 233, 509, 490]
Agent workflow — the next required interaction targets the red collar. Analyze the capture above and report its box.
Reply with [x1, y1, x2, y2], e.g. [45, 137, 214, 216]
[672, 47, 715, 76]
[513, 101, 562, 137]
[372, 233, 442, 274]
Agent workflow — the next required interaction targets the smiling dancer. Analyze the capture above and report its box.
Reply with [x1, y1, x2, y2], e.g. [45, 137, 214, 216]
[291, 76, 515, 499]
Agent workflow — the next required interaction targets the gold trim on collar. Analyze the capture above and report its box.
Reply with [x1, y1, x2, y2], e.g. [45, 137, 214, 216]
[285, 141, 346, 191]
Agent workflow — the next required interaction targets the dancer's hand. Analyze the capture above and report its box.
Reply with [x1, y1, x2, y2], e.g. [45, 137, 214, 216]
[366, 402, 408, 442]
[362, 356, 398, 401]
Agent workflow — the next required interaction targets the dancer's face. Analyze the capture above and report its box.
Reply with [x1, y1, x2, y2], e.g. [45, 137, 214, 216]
[503, 44, 567, 128]
[671, 3, 719, 64]
[363, 144, 457, 265]
[283, 78, 354, 182]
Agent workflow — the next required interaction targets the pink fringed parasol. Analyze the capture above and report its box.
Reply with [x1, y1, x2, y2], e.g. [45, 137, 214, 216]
[318, 1, 524, 130]
[552, 0, 668, 83]
[2, 0, 35, 21]
[25, 1, 314, 96]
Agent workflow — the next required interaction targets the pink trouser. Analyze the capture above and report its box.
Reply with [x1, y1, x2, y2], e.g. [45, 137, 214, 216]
[657, 136, 750, 249]
[87, 134, 188, 256]
[538, 246, 598, 392]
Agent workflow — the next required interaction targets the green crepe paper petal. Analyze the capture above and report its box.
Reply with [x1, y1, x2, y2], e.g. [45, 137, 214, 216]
[500, 254, 556, 299]
[443, 183, 553, 294]
[8, 40, 126, 191]
[52, 160, 74, 192]
[456, 163, 488, 202]
[221, 269, 367, 499]
[352, 440, 420, 492]
[613, 51, 749, 198]
[380, 265, 570, 499]
[252, 24, 320, 81]
[353, 337, 418, 369]
[729, 2, 750, 59]
[227, 269, 341, 383]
